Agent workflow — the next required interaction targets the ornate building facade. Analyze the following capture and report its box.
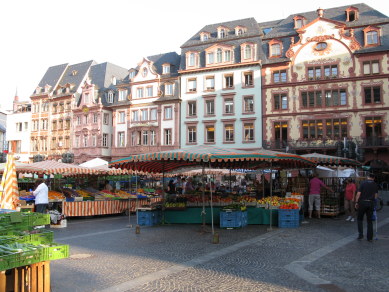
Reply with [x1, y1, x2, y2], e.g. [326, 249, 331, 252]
[260, 4, 389, 166]
[110, 52, 181, 161]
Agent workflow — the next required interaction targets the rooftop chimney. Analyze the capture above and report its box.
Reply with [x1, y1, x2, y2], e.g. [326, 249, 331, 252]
[317, 8, 324, 18]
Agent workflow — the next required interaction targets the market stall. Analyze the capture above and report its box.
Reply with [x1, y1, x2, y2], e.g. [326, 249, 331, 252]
[110, 145, 315, 230]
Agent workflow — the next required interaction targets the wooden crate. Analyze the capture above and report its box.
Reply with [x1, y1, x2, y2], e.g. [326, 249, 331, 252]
[0, 261, 50, 292]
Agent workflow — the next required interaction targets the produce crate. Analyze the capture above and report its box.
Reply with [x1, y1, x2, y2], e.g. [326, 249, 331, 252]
[0, 230, 53, 245]
[220, 210, 247, 229]
[278, 209, 300, 228]
[137, 210, 160, 226]
[0, 248, 42, 271]
[40, 243, 69, 261]
[24, 213, 50, 227]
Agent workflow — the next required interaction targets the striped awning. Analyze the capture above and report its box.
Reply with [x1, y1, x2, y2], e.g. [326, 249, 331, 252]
[301, 153, 361, 167]
[30, 160, 100, 175]
[110, 145, 315, 173]
[0, 154, 19, 210]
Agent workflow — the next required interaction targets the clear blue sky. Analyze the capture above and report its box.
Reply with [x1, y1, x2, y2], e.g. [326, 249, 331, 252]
[1, 0, 388, 111]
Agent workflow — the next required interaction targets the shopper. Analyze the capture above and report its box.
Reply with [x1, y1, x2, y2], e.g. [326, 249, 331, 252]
[31, 178, 49, 213]
[344, 179, 357, 222]
[308, 173, 333, 219]
[167, 179, 176, 194]
[355, 173, 378, 242]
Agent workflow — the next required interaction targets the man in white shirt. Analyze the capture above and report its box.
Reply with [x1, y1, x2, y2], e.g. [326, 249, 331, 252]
[32, 178, 49, 213]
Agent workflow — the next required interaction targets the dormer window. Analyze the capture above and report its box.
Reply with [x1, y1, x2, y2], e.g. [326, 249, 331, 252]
[244, 45, 252, 59]
[162, 64, 170, 74]
[217, 26, 229, 39]
[363, 26, 380, 47]
[142, 67, 148, 77]
[205, 45, 235, 66]
[129, 70, 136, 79]
[112, 77, 117, 85]
[200, 32, 210, 41]
[219, 29, 225, 38]
[107, 91, 114, 103]
[186, 51, 200, 69]
[345, 6, 359, 22]
[71, 70, 78, 76]
[235, 26, 246, 36]
[293, 16, 305, 29]
[217, 49, 222, 63]
[268, 40, 282, 58]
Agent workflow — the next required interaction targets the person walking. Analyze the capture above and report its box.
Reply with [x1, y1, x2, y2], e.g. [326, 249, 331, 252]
[31, 178, 49, 213]
[308, 173, 333, 219]
[344, 179, 357, 222]
[355, 173, 378, 242]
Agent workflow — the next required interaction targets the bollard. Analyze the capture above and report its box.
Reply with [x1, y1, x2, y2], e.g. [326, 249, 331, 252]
[212, 232, 219, 244]
[135, 225, 140, 234]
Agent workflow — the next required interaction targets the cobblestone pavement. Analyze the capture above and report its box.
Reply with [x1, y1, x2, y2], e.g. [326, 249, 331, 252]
[49, 208, 389, 292]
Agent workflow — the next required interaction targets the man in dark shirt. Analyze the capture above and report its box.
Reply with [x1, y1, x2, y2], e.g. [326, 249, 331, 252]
[355, 173, 378, 242]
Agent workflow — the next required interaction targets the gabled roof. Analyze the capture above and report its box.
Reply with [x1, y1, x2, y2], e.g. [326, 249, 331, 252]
[36, 63, 68, 93]
[58, 60, 97, 93]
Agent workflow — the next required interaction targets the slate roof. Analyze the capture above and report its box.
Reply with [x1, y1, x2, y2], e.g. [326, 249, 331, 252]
[147, 52, 181, 77]
[259, 3, 389, 65]
[35, 63, 68, 93]
[58, 60, 97, 93]
[89, 62, 128, 89]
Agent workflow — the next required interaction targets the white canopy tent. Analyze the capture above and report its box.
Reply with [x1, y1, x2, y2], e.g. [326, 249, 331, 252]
[79, 158, 108, 168]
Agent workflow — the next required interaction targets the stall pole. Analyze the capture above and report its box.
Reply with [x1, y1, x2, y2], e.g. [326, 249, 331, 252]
[269, 161, 273, 231]
[229, 169, 232, 193]
[127, 171, 132, 228]
[209, 162, 214, 236]
[201, 163, 206, 233]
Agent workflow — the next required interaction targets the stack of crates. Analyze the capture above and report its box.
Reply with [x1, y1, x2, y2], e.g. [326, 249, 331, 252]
[220, 209, 248, 229]
[278, 209, 300, 228]
[0, 211, 69, 272]
[137, 209, 161, 226]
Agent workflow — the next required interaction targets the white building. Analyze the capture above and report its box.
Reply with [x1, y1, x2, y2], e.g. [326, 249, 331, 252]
[180, 18, 263, 149]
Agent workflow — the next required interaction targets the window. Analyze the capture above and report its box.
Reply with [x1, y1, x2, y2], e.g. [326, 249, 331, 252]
[365, 116, 382, 139]
[137, 88, 144, 98]
[302, 91, 322, 108]
[75, 136, 80, 148]
[82, 135, 88, 147]
[274, 121, 288, 142]
[206, 125, 215, 143]
[273, 70, 287, 83]
[366, 31, 378, 45]
[66, 102, 71, 110]
[244, 45, 252, 59]
[162, 65, 170, 74]
[244, 123, 254, 142]
[243, 72, 253, 86]
[302, 120, 324, 139]
[16, 123, 22, 132]
[118, 132, 125, 147]
[217, 49, 222, 63]
[315, 42, 327, 51]
[363, 61, 379, 75]
[244, 96, 254, 113]
[224, 98, 234, 114]
[205, 100, 215, 115]
[188, 126, 197, 143]
[224, 74, 234, 88]
[219, 29, 225, 38]
[119, 90, 127, 101]
[164, 107, 172, 120]
[271, 43, 281, 57]
[201, 33, 209, 41]
[132, 111, 139, 122]
[165, 84, 173, 95]
[24, 122, 28, 131]
[142, 131, 148, 145]
[93, 113, 98, 123]
[129, 71, 135, 79]
[308, 67, 322, 80]
[188, 101, 196, 116]
[142, 67, 148, 77]
[164, 129, 172, 145]
[65, 119, 70, 130]
[118, 111, 126, 123]
[364, 87, 381, 104]
[103, 113, 109, 125]
[137, 131, 141, 145]
[295, 19, 303, 28]
[150, 108, 157, 120]
[274, 94, 288, 110]
[92, 135, 97, 147]
[131, 132, 136, 146]
[205, 76, 215, 90]
[141, 109, 148, 121]
[324, 65, 338, 78]
[146, 86, 153, 97]
[107, 92, 114, 103]
[52, 104, 57, 113]
[208, 52, 214, 64]
[52, 120, 57, 131]
[188, 79, 197, 92]
[102, 133, 108, 147]
[325, 119, 347, 139]
[84, 115, 88, 124]
[150, 130, 156, 146]
[189, 53, 195, 66]
[325, 90, 347, 106]
[225, 50, 231, 62]
[225, 124, 234, 142]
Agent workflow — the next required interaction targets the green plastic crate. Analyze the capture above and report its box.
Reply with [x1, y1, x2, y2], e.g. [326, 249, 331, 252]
[40, 243, 69, 261]
[25, 213, 50, 226]
[0, 230, 53, 245]
[0, 247, 42, 271]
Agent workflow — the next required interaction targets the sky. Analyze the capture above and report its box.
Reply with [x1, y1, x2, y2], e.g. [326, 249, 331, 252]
[1, 0, 388, 111]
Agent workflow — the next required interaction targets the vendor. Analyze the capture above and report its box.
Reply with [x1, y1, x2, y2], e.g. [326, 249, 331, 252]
[31, 178, 49, 213]
[104, 180, 113, 192]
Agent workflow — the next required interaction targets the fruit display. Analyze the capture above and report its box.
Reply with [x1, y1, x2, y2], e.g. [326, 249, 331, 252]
[48, 191, 65, 201]
[222, 203, 246, 211]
